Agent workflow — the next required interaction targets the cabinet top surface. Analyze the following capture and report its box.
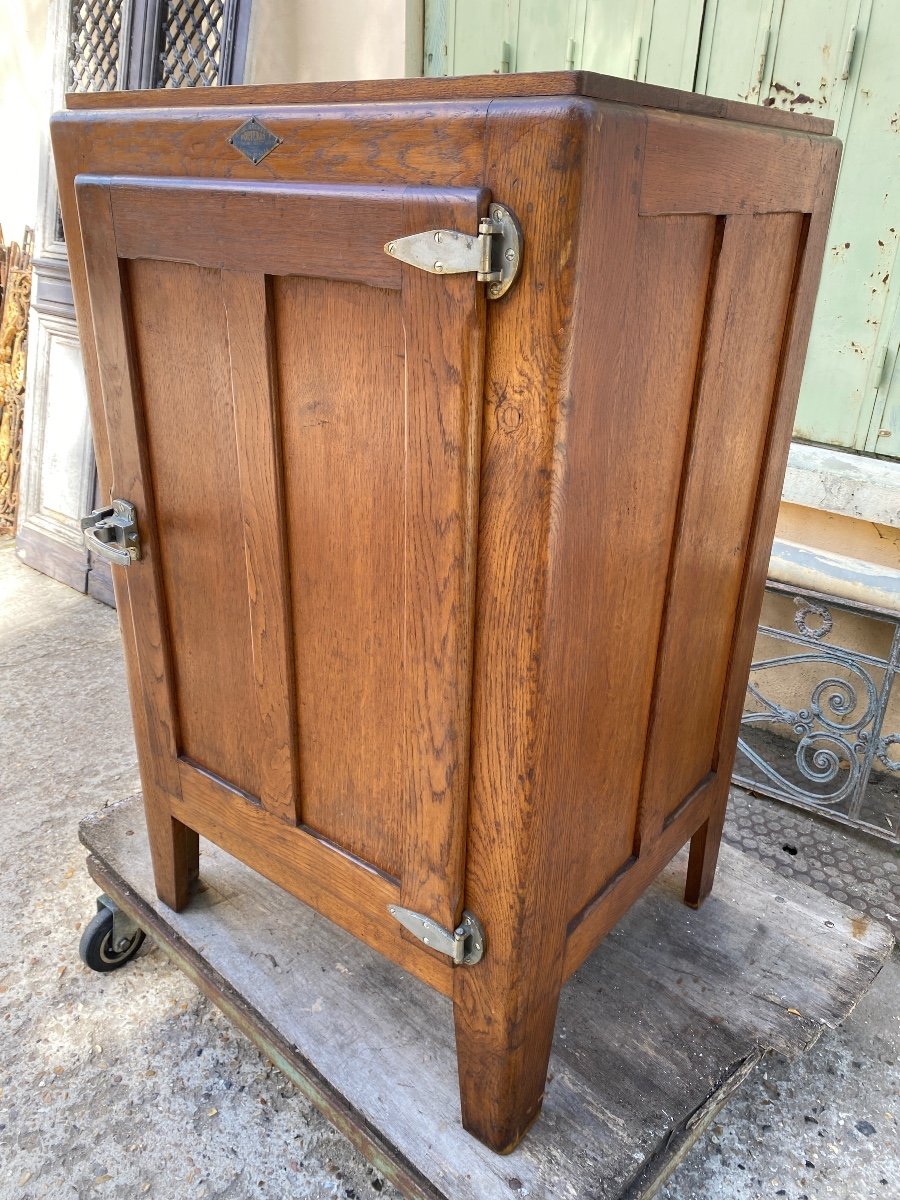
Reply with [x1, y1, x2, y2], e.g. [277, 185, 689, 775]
[64, 70, 833, 137]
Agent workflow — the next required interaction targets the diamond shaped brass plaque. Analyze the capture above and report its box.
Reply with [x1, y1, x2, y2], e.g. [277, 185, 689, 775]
[228, 117, 282, 165]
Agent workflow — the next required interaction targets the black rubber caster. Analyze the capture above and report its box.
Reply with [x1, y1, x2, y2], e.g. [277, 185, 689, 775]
[79, 896, 145, 972]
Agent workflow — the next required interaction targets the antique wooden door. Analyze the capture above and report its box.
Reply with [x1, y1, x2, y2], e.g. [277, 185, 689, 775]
[75, 174, 487, 992]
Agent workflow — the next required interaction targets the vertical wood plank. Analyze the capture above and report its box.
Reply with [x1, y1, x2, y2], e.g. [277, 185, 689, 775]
[274, 276, 407, 876]
[712, 149, 842, 791]
[559, 210, 718, 917]
[453, 99, 610, 1152]
[222, 270, 299, 824]
[74, 179, 196, 909]
[684, 144, 841, 907]
[636, 210, 805, 844]
[127, 259, 263, 800]
[398, 190, 487, 931]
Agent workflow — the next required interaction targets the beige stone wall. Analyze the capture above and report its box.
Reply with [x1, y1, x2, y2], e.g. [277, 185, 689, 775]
[0, 0, 49, 238]
[245, 0, 423, 84]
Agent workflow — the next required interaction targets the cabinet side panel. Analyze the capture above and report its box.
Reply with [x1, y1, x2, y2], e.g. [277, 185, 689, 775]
[274, 277, 406, 879]
[127, 258, 263, 799]
[638, 211, 805, 838]
[562, 213, 718, 916]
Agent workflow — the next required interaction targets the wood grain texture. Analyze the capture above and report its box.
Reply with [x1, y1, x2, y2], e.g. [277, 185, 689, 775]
[222, 270, 299, 824]
[639, 113, 830, 215]
[552, 205, 718, 919]
[564, 772, 715, 976]
[126, 257, 263, 800]
[637, 212, 804, 844]
[81, 796, 892, 1200]
[700, 144, 844, 903]
[57, 106, 492, 195]
[74, 181, 195, 909]
[274, 276, 407, 876]
[105, 178, 407, 287]
[398, 190, 486, 933]
[63, 69, 834, 134]
[175, 761, 454, 996]
[684, 806, 729, 911]
[453, 98, 596, 1152]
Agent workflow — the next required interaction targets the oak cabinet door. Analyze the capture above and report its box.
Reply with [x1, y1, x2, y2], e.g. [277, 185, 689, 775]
[75, 174, 486, 974]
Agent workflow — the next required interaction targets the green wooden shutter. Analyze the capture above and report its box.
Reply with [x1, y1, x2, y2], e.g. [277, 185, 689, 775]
[427, 0, 704, 87]
[794, 0, 900, 458]
[425, 0, 512, 77]
[697, 0, 900, 461]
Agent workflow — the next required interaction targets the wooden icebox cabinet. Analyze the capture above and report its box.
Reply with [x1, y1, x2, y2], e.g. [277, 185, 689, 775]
[53, 72, 840, 1152]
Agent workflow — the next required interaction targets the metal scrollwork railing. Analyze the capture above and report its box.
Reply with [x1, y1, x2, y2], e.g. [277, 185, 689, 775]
[734, 585, 900, 843]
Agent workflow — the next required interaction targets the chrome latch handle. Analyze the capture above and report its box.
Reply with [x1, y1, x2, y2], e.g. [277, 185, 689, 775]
[81, 499, 141, 567]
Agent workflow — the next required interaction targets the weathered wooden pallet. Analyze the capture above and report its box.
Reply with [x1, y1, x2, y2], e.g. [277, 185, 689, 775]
[80, 797, 892, 1200]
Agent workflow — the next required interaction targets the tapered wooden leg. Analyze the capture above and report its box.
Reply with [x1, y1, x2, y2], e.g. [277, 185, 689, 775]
[453, 970, 563, 1153]
[145, 800, 199, 911]
[684, 796, 728, 909]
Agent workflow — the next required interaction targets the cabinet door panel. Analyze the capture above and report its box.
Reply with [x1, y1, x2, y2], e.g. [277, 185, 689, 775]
[274, 275, 407, 874]
[75, 175, 487, 974]
[127, 258, 264, 802]
[638, 211, 805, 838]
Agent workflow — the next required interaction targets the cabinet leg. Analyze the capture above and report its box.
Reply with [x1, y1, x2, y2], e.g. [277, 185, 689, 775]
[684, 797, 727, 910]
[146, 804, 199, 912]
[453, 977, 561, 1154]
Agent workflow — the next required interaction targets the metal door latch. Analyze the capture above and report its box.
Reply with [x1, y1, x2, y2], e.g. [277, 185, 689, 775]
[384, 203, 522, 299]
[388, 905, 485, 965]
[81, 499, 141, 567]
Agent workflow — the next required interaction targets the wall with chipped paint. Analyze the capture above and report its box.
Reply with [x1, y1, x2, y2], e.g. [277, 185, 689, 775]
[786, 0, 900, 458]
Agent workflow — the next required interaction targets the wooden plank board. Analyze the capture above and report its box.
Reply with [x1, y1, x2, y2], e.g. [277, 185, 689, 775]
[80, 797, 892, 1200]
[62, 70, 834, 134]
[222, 270, 299, 823]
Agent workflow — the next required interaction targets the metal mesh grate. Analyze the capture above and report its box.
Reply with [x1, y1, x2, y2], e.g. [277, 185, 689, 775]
[156, 0, 228, 87]
[67, 0, 126, 92]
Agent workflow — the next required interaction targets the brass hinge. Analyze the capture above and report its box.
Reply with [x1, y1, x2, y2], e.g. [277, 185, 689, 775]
[384, 203, 522, 299]
[388, 905, 486, 965]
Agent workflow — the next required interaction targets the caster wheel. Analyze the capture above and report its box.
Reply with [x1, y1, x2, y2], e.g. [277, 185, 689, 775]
[79, 902, 145, 972]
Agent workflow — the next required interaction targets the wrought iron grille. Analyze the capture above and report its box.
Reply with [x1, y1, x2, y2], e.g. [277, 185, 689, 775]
[67, 0, 128, 92]
[155, 0, 230, 87]
[734, 582, 900, 843]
